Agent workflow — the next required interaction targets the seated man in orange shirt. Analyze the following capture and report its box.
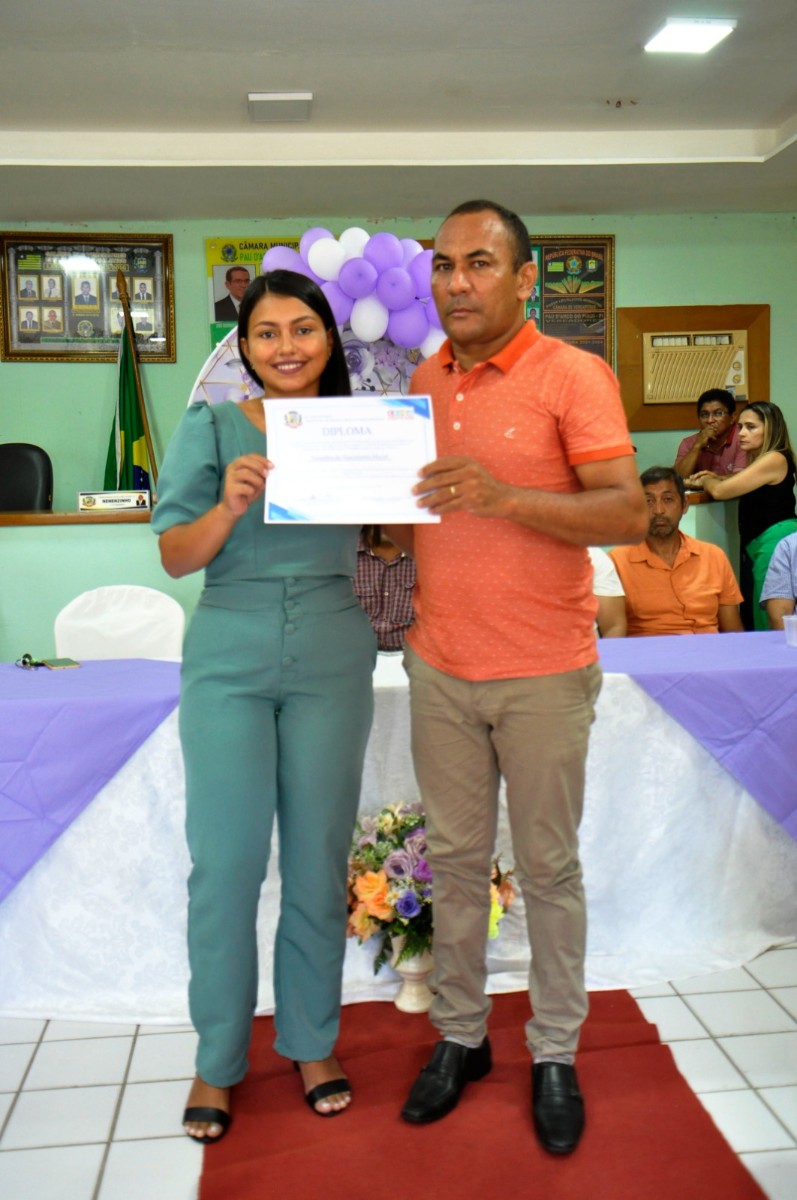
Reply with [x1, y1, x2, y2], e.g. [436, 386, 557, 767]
[609, 466, 743, 635]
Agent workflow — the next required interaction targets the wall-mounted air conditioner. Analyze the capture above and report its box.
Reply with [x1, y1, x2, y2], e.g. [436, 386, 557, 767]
[642, 329, 748, 405]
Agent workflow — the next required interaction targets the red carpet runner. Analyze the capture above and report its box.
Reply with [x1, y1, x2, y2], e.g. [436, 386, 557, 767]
[199, 990, 765, 1200]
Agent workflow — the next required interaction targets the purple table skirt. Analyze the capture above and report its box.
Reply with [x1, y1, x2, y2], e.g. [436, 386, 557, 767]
[599, 631, 797, 839]
[2, 634, 794, 905]
[0, 660, 180, 903]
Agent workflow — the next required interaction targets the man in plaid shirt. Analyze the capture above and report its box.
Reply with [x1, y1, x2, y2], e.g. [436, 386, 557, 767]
[354, 526, 416, 651]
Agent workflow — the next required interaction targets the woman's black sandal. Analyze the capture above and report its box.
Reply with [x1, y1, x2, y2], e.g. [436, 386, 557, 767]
[183, 1106, 232, 1143]
[294, 1061, 352, 1117]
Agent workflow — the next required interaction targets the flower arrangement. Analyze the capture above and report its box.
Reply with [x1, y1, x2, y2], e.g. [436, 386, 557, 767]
[347, 802, 516, 974]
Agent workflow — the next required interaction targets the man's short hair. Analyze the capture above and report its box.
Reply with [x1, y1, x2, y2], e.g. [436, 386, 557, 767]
[696, 388, 735, 417]
[640, 465, 687, 505]
[225, 266, 250, 282]
[444, 200, 531, 272]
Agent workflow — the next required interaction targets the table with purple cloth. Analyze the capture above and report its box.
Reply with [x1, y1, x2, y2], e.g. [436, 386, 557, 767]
[597, 631, 797, 839]
[0, 642, 795, 1023]
[0, 660, 180, 904]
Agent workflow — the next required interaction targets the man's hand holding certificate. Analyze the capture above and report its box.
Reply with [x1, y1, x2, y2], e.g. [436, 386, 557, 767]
[263, 394, 439, 524]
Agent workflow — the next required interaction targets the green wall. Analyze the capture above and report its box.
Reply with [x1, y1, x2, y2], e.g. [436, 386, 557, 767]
[1, 211, 795, 659]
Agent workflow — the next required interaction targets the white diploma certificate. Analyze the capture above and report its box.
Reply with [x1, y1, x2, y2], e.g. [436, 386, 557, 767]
[263, 394, 439, 524]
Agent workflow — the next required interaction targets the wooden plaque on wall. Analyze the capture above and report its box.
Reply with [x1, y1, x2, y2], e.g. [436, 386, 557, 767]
[617, 304, 770, 432]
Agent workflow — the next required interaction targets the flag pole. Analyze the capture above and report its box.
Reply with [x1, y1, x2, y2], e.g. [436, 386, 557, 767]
[116, 268, 158, 487]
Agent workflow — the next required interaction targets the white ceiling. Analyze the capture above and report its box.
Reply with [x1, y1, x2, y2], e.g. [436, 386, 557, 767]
[2, 0, 796, 223]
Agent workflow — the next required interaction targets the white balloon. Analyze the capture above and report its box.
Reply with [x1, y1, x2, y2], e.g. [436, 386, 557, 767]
[338, 226, 371, 261]
[307, 237, 346, 281]
[420, 327, 447, 360]
[350, 295, 390, 342]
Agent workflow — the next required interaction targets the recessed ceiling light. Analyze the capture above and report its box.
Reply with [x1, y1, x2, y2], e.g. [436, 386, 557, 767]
[644, 17, 737, 54]
[247, 92, 313, 122]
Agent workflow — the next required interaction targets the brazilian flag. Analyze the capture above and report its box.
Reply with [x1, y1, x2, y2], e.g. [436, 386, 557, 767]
[103, 326, 150, 491]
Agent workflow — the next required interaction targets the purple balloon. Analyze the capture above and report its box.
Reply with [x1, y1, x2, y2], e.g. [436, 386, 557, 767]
[376, 266, 415, 312]
[401, 237, 424, 266]
[280, 256, 325, 288]
[408, 248, 433, 299]
[299, 226, 333, 263]
[363, 232, 404, 273]
[261, 246, 305, 273]
[298, 262, 326, 287]
[321, 280, 353, 327]
[424, 296, 443, 330]
[387, 301, 430, 349]
[338, 256, 378, 300]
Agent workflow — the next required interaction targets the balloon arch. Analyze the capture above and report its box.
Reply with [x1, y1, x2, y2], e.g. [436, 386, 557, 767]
[266, 226, 445, 359]
[190, 227, 446, 407]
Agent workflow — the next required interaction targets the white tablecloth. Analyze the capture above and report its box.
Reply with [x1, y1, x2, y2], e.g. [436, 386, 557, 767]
[1, 659, 795, 1022]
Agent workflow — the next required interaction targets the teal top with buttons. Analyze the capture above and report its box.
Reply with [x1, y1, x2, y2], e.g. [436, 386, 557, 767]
[152, 402, 359, 606]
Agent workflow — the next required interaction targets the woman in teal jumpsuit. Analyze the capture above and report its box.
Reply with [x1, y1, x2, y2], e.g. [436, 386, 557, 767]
[152, 271, 376, 1142]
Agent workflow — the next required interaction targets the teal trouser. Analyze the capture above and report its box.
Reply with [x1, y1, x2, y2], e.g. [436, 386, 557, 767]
[179, 577, 375, 1087]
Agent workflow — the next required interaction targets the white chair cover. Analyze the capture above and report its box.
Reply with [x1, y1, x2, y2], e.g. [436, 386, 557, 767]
[54, 585, 185, 661]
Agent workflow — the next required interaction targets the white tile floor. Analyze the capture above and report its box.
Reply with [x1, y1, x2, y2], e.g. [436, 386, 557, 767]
[0, 946, 796, 1199]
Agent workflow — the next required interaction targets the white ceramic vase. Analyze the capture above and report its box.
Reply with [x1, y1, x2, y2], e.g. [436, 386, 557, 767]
[390, 935, 434, 1013]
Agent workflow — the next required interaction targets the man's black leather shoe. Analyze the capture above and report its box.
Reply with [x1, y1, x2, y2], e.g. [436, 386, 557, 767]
[531, 1062, 585, 1154]
[401, 1037, 492, 1124]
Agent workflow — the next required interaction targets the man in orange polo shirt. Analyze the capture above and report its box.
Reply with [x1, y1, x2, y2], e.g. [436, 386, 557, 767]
[609, 466, 743, 636]
[393, 201, 646, 1154]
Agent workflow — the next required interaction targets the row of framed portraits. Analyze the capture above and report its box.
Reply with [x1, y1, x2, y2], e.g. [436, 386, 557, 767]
[0, 233, 175, 362]
[13, 305, 157, 335]
[15, 274, 156, 306]
[1, 230, 615, 366]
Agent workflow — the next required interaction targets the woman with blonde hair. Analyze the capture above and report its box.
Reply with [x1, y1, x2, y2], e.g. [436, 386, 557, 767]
[687, 401, 797, 629]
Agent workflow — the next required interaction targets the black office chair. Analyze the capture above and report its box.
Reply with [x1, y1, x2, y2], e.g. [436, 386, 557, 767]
[0, 442, 54, 511]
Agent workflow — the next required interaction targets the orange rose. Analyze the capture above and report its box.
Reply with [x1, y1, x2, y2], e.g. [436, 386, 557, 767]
[496, 876, 516, 911]
[353, 870, 394, 920]
[348, 901, 379, 942]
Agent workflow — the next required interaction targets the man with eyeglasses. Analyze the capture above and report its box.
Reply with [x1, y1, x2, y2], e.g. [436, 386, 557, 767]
[214, 266, 252, 323]
[674, 389, 747, 479]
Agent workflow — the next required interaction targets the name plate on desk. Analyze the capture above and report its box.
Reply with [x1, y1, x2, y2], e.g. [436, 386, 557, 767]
[78, 491, 150, 511]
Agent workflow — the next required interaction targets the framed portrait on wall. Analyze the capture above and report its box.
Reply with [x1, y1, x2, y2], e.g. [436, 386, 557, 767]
[205, 238, 301, 347]
[0, 232, 175, 362]
[527, 235, 615, 366]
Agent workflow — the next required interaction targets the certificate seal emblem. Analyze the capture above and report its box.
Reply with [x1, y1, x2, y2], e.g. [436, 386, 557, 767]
[284, 411, 302, 429]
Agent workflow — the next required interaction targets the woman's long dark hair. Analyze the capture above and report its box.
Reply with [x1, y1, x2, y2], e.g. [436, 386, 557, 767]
[737, 401, 793, 460]
[237, 269, 351, 397]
